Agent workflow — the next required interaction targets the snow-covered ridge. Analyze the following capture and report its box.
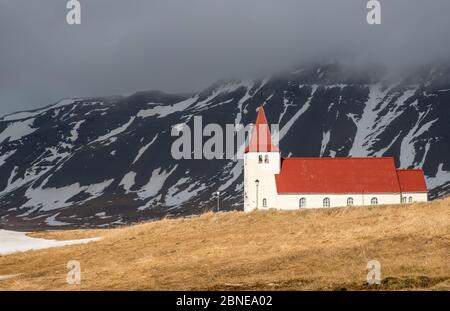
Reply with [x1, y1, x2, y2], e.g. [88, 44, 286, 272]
[1, 99, 76, 122]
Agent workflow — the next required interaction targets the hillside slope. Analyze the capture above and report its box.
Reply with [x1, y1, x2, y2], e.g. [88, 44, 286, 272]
[1, 63, 450, 229]
[0, 198, 449, 290]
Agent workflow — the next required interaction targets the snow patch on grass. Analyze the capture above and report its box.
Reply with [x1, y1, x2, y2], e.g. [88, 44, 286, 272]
[0, 229, 100, 256]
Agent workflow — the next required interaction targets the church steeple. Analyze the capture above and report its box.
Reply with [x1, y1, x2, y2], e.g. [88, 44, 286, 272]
[245, 105, 279, 153]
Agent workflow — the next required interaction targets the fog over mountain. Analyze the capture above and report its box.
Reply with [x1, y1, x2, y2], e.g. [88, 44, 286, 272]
[1, 0, 450, 115]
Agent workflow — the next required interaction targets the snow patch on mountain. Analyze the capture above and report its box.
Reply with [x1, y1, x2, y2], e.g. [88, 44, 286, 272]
[399, 109, 438, 168]
[132, 134, 159, 164]
[193, 83, 243, 112]
[278, 93, 293, 124]
[349, 84, 389, 156]
[45, 213, 70, 226]
[0, 165, 51, 199]
[0, 150, 16, 166]
[22, 179, 114, 212]
[92, 117, 135, 144]
[119, 171, 137, 193]
[0, 118, 36, 144]
[0, 99, 76, 122]
[279, 85, 318, 140]
[69, 120, 85, 142]
[320, 131, 331, 156]
[234, 82, 254, 125]
[138, 165, 178, 200]
[426, 163, 450, 189]
[137, 96, 198, 119]
[23, 183, 89, 212]
[84, 179, 114, 199]
[218, 160, 243, 192]
[165, 177, 206, 207]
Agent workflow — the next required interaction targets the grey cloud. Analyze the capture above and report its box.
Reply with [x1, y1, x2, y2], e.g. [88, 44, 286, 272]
[1, 0, 450, 115]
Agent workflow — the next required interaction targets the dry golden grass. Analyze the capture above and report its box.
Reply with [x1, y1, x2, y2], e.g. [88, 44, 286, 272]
[1, 198, 449, 291]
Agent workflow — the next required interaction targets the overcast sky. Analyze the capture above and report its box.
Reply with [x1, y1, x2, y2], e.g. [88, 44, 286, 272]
[1, 0, 450, 115]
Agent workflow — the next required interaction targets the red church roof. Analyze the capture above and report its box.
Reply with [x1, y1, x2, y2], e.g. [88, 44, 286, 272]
[396, 169, 428, 193]
[245, 105, 279, 153]
[275, 157, 405, 194]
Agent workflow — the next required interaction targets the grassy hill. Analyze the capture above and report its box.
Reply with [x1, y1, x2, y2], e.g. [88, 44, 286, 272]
[0, 198, 449, 290]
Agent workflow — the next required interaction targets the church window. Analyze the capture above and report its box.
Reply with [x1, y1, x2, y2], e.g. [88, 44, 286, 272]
[323, 197, 330, 207]
[402, 196, 407, 203]
[371, 197, 378, 205]
[408, 196, 413, 203]
[347, 197, 354, 206]
[264, 155, 269, 163]
[262, 198, 267, 207]
[299, 197, 306, 208]
[258, 155, 263, 164]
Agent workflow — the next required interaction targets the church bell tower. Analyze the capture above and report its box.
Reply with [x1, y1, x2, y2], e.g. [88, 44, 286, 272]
[243, 105, 280, 211]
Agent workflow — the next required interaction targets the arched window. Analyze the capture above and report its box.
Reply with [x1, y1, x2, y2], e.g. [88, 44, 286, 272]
[264, 155, 269, 163]
[371, 197, 378, 205]
[262, 198, 267, 207]
[258, 155, 263, 164]
[402, 196, 407, 203]
[299, 197, 306, 208]
[408, 196, 413, 203]
[347, 197, 354, 206]
[323, 197, 330, 208]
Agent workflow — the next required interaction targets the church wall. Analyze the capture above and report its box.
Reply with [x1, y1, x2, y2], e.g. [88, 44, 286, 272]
[400, 192, 428, 203]
[275, 193, 402, 210]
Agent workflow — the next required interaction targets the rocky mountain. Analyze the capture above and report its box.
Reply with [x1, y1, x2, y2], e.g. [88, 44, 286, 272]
[0, 63, 449, 229]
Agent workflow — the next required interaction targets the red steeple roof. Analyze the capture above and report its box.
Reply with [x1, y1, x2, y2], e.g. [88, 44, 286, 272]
[245, 105, 279, 153]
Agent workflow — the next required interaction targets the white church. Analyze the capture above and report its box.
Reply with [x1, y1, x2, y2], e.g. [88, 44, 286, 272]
[243, 106, 428, 211]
